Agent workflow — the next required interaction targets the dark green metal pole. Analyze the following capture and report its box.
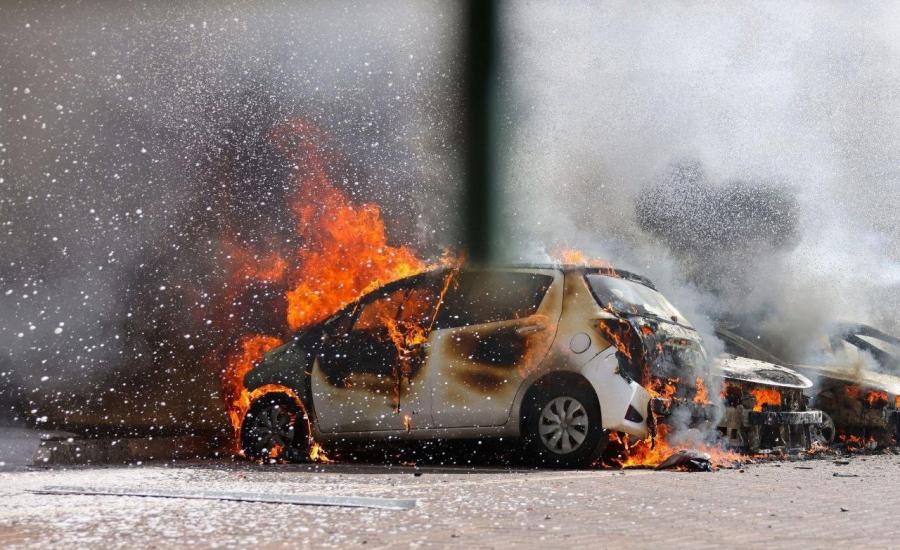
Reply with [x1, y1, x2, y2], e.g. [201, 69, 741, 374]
[462, 0, 498, 264]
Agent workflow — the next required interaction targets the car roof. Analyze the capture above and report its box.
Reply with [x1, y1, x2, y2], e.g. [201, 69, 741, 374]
[314, 263, 659, 330]
[470, 263, 657, 290]
[386, 263, 657, 291]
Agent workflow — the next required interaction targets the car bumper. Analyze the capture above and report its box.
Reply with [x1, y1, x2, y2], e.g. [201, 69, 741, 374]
[652, 397, 824, 428]
[744, 410, 822, 426]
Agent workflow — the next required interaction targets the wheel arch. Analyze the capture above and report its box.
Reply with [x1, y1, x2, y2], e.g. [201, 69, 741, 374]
[243, 343, 309, 396]
[515, 370, 601, 436]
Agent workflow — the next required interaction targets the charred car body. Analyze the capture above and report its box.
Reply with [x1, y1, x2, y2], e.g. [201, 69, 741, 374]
[717, 322, 900, 446]
[241, 265, 823, 467]
[714, 355, 824, 452]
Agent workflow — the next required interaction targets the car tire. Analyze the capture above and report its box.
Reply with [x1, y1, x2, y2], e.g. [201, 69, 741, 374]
[810, 411, 836, 446]
[522, 383, 607, 468]
[240, 393, 309, 462]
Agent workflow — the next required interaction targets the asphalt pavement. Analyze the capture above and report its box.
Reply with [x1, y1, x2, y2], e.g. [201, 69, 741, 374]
[1, 451, 899, 548]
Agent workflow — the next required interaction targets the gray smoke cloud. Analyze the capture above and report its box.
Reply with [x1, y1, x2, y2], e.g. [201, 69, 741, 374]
[500, 1, 900, 363]
[0, 1, 462, 431]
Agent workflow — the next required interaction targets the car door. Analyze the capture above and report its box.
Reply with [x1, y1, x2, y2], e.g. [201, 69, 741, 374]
[426, 269, 562, 428]
[310, 276, 440, 433]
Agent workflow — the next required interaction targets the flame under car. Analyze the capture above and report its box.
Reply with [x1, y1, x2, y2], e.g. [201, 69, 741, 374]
[240, 265, 822, 467]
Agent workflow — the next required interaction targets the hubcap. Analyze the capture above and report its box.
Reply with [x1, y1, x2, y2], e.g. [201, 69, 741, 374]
[250, 405, 296, 454]
[538, 396, 589, 454]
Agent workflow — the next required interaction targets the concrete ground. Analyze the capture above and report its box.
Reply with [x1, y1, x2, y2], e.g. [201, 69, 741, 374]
[1, 451, 898, 549]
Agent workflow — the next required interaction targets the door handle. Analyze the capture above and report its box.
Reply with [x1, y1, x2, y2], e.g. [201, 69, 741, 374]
[516, 324, 545, 336]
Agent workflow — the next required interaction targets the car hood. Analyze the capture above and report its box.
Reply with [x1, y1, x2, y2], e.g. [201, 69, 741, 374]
[789, 362, 900, 395]
[713, 354, 813, 389]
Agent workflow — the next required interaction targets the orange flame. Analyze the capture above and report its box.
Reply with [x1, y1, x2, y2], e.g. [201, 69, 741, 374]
[750, 387, 782, 412]
[219, 120, 442, 460]
[838, 433, 875, 451]
[610, 425, 743, 469]
[268, 442, 285, 460]
[845, 385, 862, 400]
[275, 120, 427, 331]
[554, 248, 615, 272]
[866, 390, 889, 408]
[224, 243, 288, 284]
[309, 443, 331, 463]
[223, 334, 285, 441]
[649, 377, 679, 399]
[693, 377, 710, 404]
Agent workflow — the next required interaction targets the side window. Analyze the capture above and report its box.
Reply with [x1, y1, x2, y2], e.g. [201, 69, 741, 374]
[435, 271, 553, 329]
[398, 285, 439, 329]
[353, 288, 406, 332]
[351, 279, 441, 335]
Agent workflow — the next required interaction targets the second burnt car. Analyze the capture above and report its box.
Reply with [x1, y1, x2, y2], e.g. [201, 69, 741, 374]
[716, 322, 900, 446]
[241, 265, 823, 467]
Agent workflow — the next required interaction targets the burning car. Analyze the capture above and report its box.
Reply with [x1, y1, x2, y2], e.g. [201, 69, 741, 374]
[239, 265, 822, 467]
[716, 322, 900, 447]
[714, 355, 824, 452]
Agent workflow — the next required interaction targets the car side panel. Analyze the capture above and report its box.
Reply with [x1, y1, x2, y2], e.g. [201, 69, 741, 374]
[514, 271, 651, 438]
[428, 269, 564, 428]
[310, 281, 440, 433]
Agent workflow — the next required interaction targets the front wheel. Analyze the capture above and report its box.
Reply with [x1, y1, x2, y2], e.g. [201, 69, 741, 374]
[809, 411, 836, 446]
[522, 383, 607, 468]
[240, 394, 309, 462]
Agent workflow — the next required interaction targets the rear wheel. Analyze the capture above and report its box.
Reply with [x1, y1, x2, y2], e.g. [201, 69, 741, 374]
[810, 411, 836, 446]
[522, 383, 606, 468]
[240, 394, 309, 462]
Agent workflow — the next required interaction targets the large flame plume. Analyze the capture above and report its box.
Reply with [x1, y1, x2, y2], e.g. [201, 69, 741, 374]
[219, 119, 434, 459]
[275, 120, 428, 331]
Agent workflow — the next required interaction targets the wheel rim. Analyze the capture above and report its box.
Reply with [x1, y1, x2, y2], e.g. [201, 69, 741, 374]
[538, 396, 589, 454]
[249, 404, 296, 455]
[812, 412, 836, 445]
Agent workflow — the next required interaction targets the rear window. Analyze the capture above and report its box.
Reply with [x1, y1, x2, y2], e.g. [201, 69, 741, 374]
[435, 271, 553, 329]
[585, 273, 690, 327]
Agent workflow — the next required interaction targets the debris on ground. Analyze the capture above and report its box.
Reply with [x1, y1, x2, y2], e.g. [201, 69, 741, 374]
[655, 449, 712, 472]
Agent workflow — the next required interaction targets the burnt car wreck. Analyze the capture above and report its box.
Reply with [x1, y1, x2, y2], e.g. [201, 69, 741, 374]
[589, 274, 824, 455]
[717, 322, 900, 448]
[716, 356, 824, 452]
[240, 265, 826, 467]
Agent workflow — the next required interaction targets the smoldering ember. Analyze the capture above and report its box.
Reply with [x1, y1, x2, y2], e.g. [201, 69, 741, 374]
[2, 2, 900, 549]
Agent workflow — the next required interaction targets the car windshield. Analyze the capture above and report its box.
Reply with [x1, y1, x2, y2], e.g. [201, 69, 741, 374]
[840, 329, 900, 373]
[857, 335, 900, 358]
[586, 274, 691, 327]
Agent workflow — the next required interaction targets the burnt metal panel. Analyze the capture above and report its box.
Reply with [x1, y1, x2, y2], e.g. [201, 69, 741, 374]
[744, 410, 823, 426]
